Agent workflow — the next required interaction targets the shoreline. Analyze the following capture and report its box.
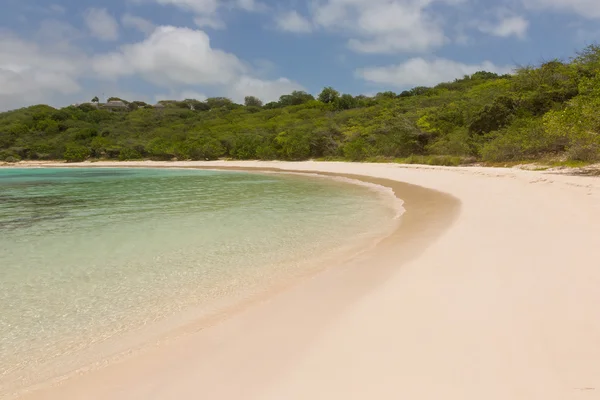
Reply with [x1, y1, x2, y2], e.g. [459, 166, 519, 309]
[2, 164, 450, 399]
[7, 160, 600, 400]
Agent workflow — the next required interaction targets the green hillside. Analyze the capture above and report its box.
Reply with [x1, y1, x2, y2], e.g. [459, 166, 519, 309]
[2, 45, 600, 165]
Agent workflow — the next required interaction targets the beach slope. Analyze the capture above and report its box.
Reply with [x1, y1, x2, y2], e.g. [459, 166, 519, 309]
[16, 161, 600, 400]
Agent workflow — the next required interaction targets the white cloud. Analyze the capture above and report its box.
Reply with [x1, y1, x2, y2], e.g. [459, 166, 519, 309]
[121, 14, 156, 35]
[226, 76, 306, 103]
[92, 25, 304, 103]
[194, 16, 226, 29]
[0, 21, 303, 111]
[476, 15, 529, 38]
[356, 57, 513, 88]
[93, 26, 245, 86]
[276, 11, 313, 33]
[311, 0, 449, 53]
[236, 0, 268, 12]
[522, 0, 600, 18]
[0, 33, 85, 110]
[154, 0, 219, 14]
[83, 8, 119, 41]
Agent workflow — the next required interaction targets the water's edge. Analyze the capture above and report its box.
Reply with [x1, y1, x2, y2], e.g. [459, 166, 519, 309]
[2, 166, 404, 399]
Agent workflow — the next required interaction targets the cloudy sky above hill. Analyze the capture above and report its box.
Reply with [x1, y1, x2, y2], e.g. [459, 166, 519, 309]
[1, 0, 598, 110]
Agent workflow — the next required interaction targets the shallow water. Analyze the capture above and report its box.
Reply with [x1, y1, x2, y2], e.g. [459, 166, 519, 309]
[0, 168, 397, 394]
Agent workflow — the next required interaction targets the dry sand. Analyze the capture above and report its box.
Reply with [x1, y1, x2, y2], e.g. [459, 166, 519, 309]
[10, 160, 600, 400]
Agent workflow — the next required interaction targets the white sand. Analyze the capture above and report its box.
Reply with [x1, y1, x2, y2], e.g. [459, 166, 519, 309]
[13, 161, 600, 400]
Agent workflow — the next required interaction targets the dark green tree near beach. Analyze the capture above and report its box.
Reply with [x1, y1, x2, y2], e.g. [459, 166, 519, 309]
[2, 45, 600, 165]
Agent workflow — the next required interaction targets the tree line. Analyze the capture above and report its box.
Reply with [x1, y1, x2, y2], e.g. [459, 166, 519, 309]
[2, 45, 600, 165]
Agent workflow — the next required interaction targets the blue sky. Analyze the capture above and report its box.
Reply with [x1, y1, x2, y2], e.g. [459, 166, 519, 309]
[1, 0, 599, 110]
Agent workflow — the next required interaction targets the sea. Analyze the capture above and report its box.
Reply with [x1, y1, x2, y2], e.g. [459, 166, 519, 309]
[0, 167, 399, 396]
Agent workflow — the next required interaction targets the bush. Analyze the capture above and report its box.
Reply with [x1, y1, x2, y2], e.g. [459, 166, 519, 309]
[0, 149, 22, 162]
[468, 96, 516, 135]
[481, 118, 559, 162]
[63, 145, 90, 162]
[426, 128, 474, 156]
[147, 138, 175, 160]
[567, 143, 600, 162]
[118, 148, 142, 161]
[187, 138, 225, 160]
[343, 138, 372, 161]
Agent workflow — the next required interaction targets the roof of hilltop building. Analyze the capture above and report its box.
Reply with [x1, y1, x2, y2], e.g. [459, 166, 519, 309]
[103, 100, 128, 108]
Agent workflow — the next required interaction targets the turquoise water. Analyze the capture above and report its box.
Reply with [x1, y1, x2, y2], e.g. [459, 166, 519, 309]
[0, 168, 397, 394]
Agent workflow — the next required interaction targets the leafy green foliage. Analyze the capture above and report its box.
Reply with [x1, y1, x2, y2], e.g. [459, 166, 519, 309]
[244, 96, 263, 108]
[3, 45, 600, 165]
[318, 87, 340, 104]
[64, 144, 90, 162]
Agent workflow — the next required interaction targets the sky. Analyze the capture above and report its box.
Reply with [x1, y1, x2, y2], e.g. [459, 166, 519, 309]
[1, 0, 599, 111]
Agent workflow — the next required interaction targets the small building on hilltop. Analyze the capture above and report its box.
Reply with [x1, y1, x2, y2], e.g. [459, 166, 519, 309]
[102, 100, 128, 111]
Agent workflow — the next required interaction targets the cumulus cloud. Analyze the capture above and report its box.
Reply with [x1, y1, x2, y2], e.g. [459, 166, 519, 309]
[0, 33, 85, 110]
[154, 0, 219, 15]
[194, 16, 226, 29]
[121, 14, 156, 35]
[356, 57, 513, 88]
[91, 26, 304, 103]
[476, 14, 529, 38]
[83, 8, 119, 41]
[236, 0, 268, 12]
[276, 11, 313, 33]
[310, 0, 450, 53]
[522, 0, 600, 18]
[0, 15, 306, 111]
[92, 26, 245, 86]
[147, 0, 266, 29]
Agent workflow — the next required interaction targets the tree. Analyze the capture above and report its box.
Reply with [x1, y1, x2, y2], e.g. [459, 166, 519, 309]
[468, 96, 517, 135]
[91, 96, 99, 103]
[244, 96, 263, 107]
[107, 97, 129, 103]
[64, 144, 90, 162]
[375, 91, 397, 100]
[206, 97, 234, 109]
[263, 101, 282, 109]
[337, 94, 357, 110]
[318, 87, 340, 104]
[279, 91, 315, 106]
[471, 71, 500, 80]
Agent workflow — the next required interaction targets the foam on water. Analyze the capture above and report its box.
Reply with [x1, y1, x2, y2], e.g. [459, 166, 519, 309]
[0, 168, 399, 396]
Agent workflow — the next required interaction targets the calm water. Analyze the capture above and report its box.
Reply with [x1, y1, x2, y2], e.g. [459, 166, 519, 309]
[0, 168, 398, 394]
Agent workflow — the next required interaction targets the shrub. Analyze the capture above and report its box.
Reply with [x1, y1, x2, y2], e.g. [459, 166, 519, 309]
[468, 96, 516, 135]
[118, 148, 142, 161]
[63, 145, 90, 162]
[426, 128, 474, 156]
[343, 138, 373, 161]
[481, 118, 559, 162]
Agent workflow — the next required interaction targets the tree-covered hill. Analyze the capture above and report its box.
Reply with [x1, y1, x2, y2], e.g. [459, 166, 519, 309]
[2, 45, 600, 165]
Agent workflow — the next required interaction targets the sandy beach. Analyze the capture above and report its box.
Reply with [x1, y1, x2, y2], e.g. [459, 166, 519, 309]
[9, 160, 600, 400]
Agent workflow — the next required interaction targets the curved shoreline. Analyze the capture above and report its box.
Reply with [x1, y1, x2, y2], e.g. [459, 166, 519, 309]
[9, 160, 600, 400]
[8, 164, 459, 400]
[0, 165, 401, 398]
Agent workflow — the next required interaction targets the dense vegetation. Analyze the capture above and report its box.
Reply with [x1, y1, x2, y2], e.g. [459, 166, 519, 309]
[2, 45, 600, 165]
